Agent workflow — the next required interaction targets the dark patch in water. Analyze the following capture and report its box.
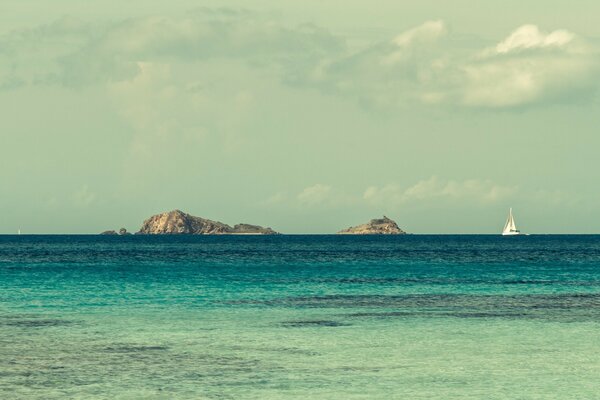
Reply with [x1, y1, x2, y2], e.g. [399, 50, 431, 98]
[346, 310, 532, 319]
[346, 311, 415, 318]
[0, 318, 76, 328]
[452, 311, 530, 318]
[103, 345, 169, 353]
[303, 277, 600, 287]
[232, 293, 600, 308]
[280, 320, 350, 327]
[226, 344, 320, 356]
[229, 293, 600, 321]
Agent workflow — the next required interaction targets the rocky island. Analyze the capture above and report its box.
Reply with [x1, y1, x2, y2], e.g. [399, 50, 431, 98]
[338, 216, 406, 235]
[100, 228, 131, 235]
[137, 210, 278, 235]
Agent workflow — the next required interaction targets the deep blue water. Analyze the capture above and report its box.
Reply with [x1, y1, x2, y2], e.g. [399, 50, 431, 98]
[1, 235, 600, 399]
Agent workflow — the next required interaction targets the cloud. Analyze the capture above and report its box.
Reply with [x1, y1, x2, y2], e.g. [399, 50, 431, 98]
[364, 177, 516, 205]
[494, 25, 575, 54]
[297, 184, 333, 205]
[302, 20, 454, 108]
[262, 185, 355, 208]
[302, 21, 599, 109]
[384, 20, 447, 66]
[65, 15, 341, 86]
[106, 59, 277, 184]
[462, 25, 597, 107]
[269, 177, 515, 209]
[2, 14, 597, 110]
[362, 177, 582, 211]
[267, 179, 580, 216]
[0, 16, 95, 89]
[392, 20, 447, 48]
[0, 10, 343, 89]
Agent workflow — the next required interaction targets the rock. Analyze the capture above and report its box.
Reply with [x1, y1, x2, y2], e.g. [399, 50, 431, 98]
[232, 223, 278, 235]
[337, 216, 406, 235]
[138, 210, 231, 234]
[101, 228, 131, 235]
[137, 210, 278, 235]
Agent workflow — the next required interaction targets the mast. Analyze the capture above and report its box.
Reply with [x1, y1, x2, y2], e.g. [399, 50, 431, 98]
[510, 208, 517, 231]
[502, 208, 518, 234]
[502, 208, 523, 235]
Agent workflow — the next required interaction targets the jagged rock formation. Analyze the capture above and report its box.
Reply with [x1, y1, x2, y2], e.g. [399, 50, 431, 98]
[338, 216, 406, 235]
[232, 223, 277, 234]
[100, 228, 132, 235]
[137, 210, 278, 235]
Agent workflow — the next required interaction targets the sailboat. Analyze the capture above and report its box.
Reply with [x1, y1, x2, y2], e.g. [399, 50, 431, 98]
[502, 208, 523, 236]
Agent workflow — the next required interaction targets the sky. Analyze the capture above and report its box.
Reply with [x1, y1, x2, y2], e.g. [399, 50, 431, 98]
[1, 1, 600, 234]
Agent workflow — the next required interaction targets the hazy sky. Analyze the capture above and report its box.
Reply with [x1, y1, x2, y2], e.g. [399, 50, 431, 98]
[1, 1, 600, 233]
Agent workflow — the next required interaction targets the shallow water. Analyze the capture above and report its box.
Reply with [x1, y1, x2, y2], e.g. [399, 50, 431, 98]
[1, 235, 600, 399]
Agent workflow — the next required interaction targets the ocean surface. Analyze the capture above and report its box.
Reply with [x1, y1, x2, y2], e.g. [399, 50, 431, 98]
[1, 235, 600, 399]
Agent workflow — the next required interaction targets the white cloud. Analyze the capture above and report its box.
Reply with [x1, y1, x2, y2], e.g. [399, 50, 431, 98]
[462, 24, 596, 107]
[270, 179, 579, 214]
[392, 20, 447, 48]
[381, 20, 447, 67]
[303, 21, 598, 109]
[264, 185, 358, 208]
[297, 184, 332, 205]
[278, 177, 515, 209]
[494, 25, 575, 54]
[2, 14, 598, 110]
[364, 177, 516, 205]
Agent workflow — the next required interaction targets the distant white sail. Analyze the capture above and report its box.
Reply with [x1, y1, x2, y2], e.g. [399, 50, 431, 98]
[502, 208, 521, 236]
[502, 215, 510, 233]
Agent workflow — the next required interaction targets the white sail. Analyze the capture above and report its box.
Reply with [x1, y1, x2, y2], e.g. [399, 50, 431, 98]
[502, 221, 509, 234]
[502, 208, 520, 235]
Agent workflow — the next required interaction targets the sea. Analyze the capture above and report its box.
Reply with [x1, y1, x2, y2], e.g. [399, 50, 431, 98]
[1, 235, 599, 399]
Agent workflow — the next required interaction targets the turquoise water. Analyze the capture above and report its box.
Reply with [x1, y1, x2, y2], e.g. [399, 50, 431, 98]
[1, 235, 600, 399]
